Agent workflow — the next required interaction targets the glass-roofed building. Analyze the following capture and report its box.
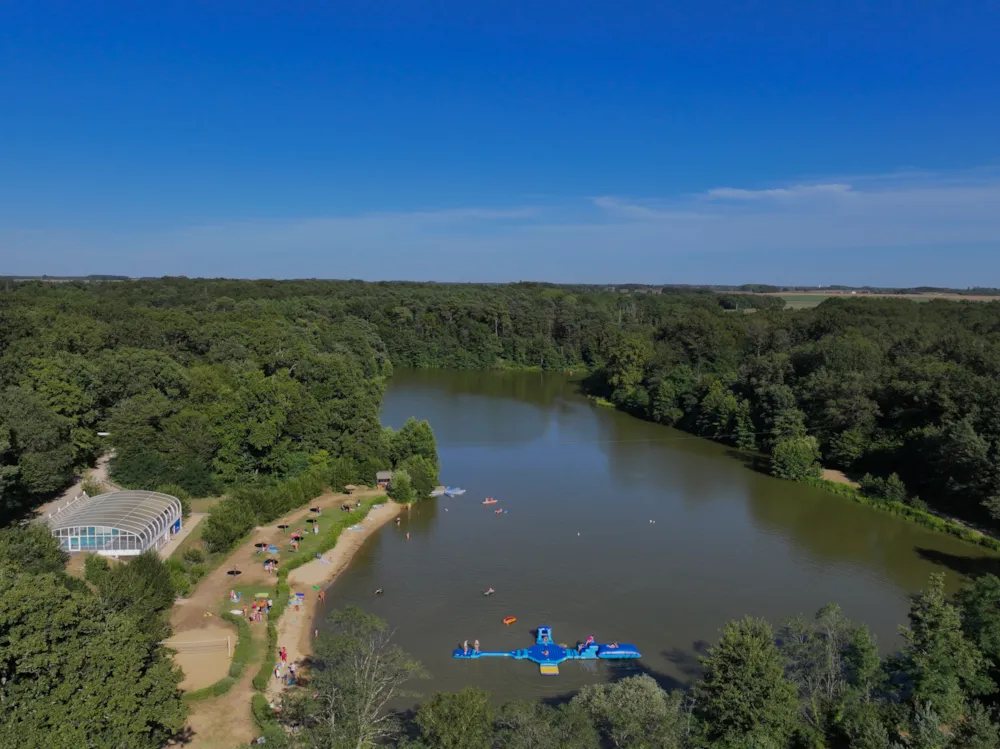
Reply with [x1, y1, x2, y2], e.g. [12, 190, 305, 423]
[48, 490, 183, 556]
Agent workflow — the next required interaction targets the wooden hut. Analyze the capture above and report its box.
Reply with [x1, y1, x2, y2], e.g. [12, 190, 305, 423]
[376, 471, 393, 489]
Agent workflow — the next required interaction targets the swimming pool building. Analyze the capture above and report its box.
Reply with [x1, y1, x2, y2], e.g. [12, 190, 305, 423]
[48, 490, 183, 556]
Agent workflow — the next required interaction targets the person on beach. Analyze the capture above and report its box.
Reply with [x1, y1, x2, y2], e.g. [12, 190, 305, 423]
[318, 590, 325, 603]
[280, 647, 287, 663]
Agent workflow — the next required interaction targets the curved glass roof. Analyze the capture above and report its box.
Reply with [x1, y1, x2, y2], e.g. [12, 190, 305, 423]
[48, 490, 182, 537]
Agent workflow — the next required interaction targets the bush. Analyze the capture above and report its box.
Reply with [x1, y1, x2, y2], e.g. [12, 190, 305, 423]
[387, 468, 414, 503]
[859, 472, 908, 503]
[83, 554, 110, 586]
[166, 559, 192, 598]
[396, 455, 438, 500]
[182, 546, 206, 564]
[80, 477, 106, 497]
[770, 436, 822, 481]
[222, 613, 252, 679]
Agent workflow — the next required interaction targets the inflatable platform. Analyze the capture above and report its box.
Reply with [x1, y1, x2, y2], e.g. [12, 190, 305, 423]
[452, 626, 641, 675]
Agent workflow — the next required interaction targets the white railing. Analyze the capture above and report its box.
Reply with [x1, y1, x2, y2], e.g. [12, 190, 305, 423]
[48, 492, 90, 522]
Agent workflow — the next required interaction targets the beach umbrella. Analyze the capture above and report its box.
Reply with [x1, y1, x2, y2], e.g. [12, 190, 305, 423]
[306, 517, 318, 524]
[254, 542, 268, 549]
[277, 524, 289, 530]
[265, 558, 279, 564]
[309, 507, 320, 513]
[227, 569, 242, 577]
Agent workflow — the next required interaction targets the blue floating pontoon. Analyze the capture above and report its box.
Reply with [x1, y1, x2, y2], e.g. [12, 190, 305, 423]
[453, 626, 641, 675]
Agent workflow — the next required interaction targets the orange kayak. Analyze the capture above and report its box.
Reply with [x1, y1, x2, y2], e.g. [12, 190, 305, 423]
[503, 616, 516, 626]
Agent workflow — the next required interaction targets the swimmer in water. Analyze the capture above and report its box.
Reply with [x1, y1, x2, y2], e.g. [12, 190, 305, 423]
[484, 588, 494, 596]
[463, 639, 469, 654]
[473, 639, 480, 653]
[374, 588, 384, 595]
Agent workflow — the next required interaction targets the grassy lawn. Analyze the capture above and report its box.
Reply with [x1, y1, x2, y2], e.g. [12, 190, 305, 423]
[173, 516, 209, 559]
[223, 582, 279, 612]
[274, 496, 384, 572]
[190, 496, 224, 513]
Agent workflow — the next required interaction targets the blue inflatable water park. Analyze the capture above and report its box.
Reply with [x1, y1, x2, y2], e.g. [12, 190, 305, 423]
[453, 626, 641, 675]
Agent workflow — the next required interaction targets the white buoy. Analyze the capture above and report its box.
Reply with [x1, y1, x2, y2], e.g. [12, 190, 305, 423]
[577, 532, 581, 536]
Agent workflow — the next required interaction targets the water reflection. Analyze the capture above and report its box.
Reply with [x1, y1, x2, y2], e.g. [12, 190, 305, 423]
[326, 370, 999, 705]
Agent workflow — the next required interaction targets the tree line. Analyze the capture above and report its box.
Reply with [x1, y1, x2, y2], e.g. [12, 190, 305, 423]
[0, 279, 446, 522]
[258, 572, 1000, 749]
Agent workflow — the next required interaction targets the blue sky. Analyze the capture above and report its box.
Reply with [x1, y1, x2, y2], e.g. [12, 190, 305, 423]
[2, 1, 999, 285]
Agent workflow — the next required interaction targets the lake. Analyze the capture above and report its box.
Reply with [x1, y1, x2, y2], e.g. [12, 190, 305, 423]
[321, 369, 996, 703]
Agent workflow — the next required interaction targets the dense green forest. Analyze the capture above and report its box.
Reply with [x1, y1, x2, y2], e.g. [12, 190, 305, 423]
[4, 277, 1000, 529]
[5, 278, 1000, 748]
[0, 279, 446, 523]
[259, 574, 1000, 749]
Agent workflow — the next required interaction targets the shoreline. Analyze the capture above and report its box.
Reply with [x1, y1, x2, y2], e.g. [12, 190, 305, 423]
[267, 499, 404, 701]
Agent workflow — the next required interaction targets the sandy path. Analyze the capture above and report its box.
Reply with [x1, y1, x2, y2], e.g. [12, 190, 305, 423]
[172, 488, 385, 748]
[266, 500, 403, 703]
[822, 468, 860, 487]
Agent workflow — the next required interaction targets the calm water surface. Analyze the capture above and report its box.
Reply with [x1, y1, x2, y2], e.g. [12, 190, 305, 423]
[321, 370, 996, 703]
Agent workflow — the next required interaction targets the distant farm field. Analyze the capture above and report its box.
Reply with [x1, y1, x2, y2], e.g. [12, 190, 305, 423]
[778, 294, 830, 308]
[762, 292, 991, 309]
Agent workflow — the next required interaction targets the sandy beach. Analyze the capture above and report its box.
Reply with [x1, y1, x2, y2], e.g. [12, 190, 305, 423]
[267, 500, 404, 700]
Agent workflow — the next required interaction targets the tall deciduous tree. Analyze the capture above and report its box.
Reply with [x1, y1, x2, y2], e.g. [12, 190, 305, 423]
[297, 607, 425, 748]
[693, 616, 799, 748]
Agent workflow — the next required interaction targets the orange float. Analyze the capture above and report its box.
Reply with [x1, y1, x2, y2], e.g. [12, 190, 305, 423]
[503, 616, 517, 626]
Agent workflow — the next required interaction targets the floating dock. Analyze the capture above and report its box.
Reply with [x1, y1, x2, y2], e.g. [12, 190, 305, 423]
[453, 626, 641, 675]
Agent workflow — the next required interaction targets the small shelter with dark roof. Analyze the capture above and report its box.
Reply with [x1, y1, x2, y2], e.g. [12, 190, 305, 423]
[376, 470, 393, 489]
[47, 490, 183, 556]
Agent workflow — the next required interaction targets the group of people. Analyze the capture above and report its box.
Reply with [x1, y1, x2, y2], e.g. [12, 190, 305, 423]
[461, 639, 481, 654]
[263, 559, 279, 574]
[243, 597, 274, 623]
[273, 646, 298, 685]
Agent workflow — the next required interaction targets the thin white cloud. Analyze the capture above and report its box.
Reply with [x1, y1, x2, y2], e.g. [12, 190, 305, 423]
[703, 183, 853, 200]
[2, 167, 999, 282]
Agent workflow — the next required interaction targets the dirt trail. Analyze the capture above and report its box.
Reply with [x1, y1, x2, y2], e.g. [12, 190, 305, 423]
[173, 487, 384, 748]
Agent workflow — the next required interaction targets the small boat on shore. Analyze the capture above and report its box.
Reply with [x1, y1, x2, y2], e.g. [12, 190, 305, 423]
[483, 498, 498, 505]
